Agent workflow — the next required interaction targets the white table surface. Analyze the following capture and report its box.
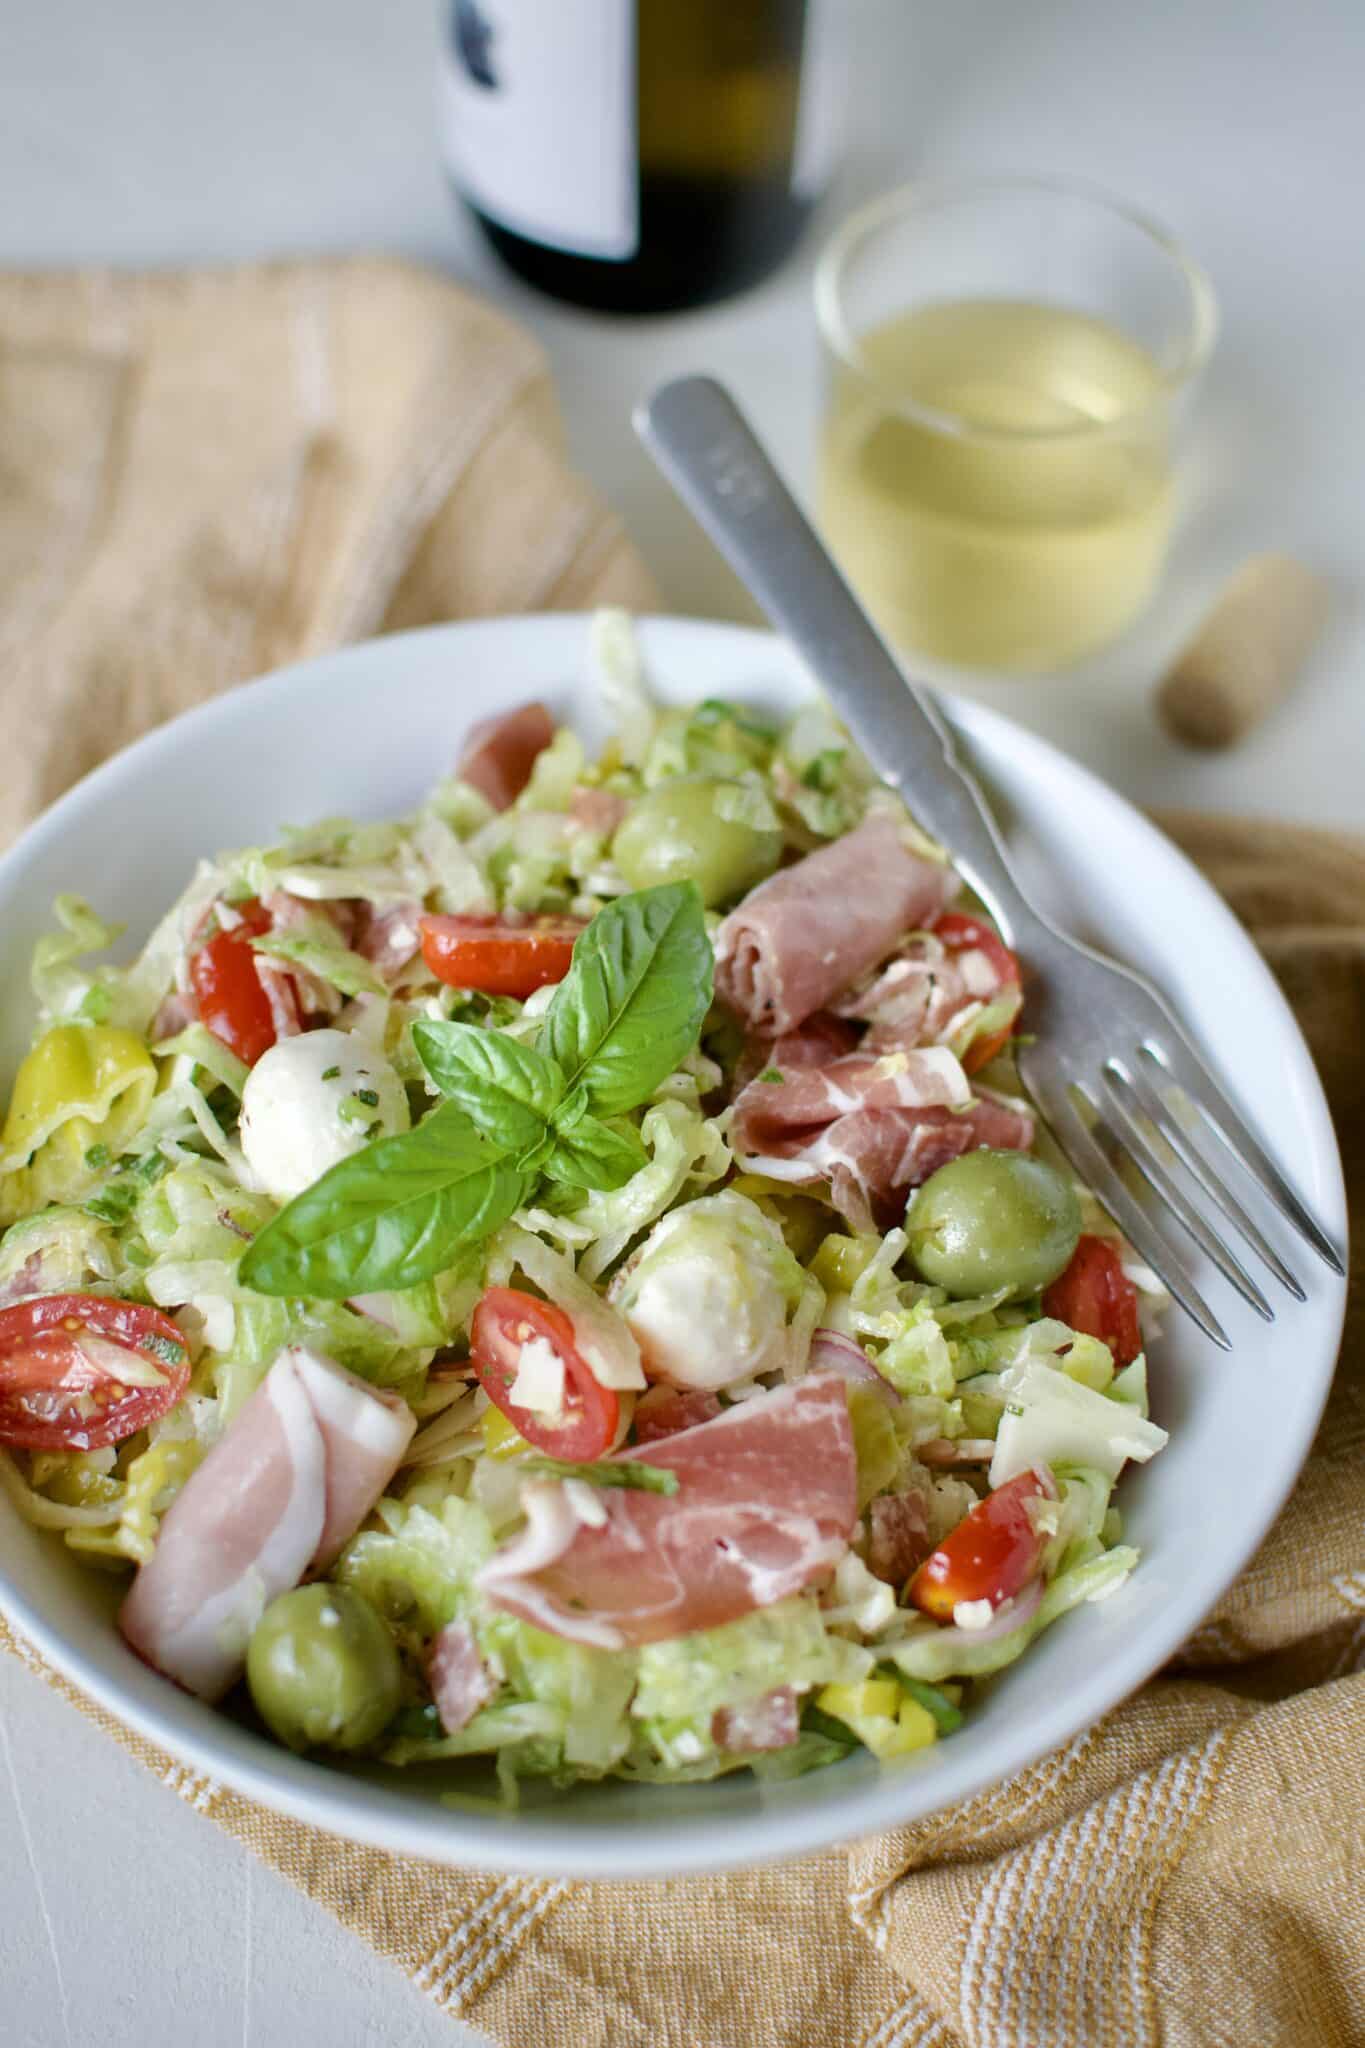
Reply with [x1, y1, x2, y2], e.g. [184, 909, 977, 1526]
[2, 2, 1361, 2043]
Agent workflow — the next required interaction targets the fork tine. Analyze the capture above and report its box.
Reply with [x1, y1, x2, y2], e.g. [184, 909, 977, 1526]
[1098, 1072, 1274, 1321]
[1140, 1039, 1344, 1276]
[1033, 1075, 1231, 1350]
[1109, 1059, 1306, 1301]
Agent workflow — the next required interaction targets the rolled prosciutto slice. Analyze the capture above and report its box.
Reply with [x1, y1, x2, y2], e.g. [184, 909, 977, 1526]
[736, 1076, 1034, 1233]
[456, 701, 555, 811]
[732, 1047, 973, 1155]
[478, 1373, 857, 1650]
[715, 815, 956, 1037]
[732, 1011, 859, 1097]
[119, 1347, 414, 1701]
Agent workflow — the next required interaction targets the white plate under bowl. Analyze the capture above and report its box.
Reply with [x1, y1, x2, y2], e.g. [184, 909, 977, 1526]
[0, 616, 1346, 1879]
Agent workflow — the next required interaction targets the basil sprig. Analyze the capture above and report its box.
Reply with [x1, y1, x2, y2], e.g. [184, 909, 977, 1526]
[239, 883, 711, 1299]
[520, 1456, 680, 1496]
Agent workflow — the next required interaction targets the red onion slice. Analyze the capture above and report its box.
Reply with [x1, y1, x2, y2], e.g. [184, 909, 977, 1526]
[808, 1329, 900, 1405]
[945, 1575, 1044, 1643]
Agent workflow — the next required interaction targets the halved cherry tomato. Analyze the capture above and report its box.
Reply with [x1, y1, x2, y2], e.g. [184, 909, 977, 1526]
[1042, 1235, 1143, 1366]
[470, 1286, 618, 1462]
[420, 915, 583, 999]
[932, 910, 1023, 1073]
[189, 898, 284, 1066]
[0, 1293, 190, 1451]
[909, 1466, 1056, 1622]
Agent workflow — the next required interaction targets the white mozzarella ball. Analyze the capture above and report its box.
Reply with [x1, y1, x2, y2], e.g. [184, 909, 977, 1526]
[616, 1193, 792, 1391]
[239, 1028, 409, 1203]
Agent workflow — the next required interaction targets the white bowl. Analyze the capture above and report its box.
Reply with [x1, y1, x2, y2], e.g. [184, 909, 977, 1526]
[0, 616, 1346, 1878]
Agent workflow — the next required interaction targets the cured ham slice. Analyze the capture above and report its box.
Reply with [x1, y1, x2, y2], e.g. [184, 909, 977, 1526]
[712, 1687, 799, 1754]
[836, 929, 1020, 1058]
[732, 1012, 858, 1097]
[119, 1347, 414, 1701]
[456, 701, 556, 812]
[734, 1052, 1034, 1230]
[715, 816, 956, 1036]
[866, 1492, 931, 1588]
[151, 990, 196, 1042]
[632, 1384, 724, 1444]
[353, 900, 424, 982]
[569, 786, 629, 838]
[479, 1374, 857, 1650]
[732, 1047, 972, 1154]
[426, 1619, 497, 1735]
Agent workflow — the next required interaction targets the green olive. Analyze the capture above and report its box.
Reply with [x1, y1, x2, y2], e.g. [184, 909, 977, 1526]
[611, 776, 782, 908]
[905, 1149, 1081, 1298]
[246, 1583, 401, 1754]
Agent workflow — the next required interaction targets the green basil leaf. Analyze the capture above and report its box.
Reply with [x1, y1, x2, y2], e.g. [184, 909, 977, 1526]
[239, 1101, 525, 1298]
[539, 883, 712, 1119]
[520, 1457, 680, 1496]
[541, 1114, 647, 1193]
[549, 1082, 590, 1135]
[412, 1019, 564, 1151]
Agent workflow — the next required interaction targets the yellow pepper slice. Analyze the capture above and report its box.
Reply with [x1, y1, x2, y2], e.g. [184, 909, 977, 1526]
[480, 1405, 532, 1461]
[816, 1679, 940, 1759]
[817, 1677, 901, 1722]
[65, 1437, 202, 1567]
[0, 1025, 156, 1219]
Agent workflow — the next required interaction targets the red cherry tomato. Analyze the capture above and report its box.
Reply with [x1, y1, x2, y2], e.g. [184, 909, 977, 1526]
[420, 915, 583, 999]
[189, 898, 283, 1066]
[471, 1287, 618, 1462]
[909, 1467, 1056, 1622]
[1042, 1235, 1143, 1366]
[932, 911, 1023, 1073]
[0, 1293, 191, 1451]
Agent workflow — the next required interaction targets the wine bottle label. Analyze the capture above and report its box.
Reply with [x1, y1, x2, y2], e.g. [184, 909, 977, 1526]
[440, 0, 638, 261]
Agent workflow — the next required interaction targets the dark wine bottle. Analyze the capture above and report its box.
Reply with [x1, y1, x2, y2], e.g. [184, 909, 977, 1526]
[440, 0, 845, 315]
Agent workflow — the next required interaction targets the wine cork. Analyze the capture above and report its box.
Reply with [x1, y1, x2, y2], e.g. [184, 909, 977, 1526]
[1156, 554, 1330, 749]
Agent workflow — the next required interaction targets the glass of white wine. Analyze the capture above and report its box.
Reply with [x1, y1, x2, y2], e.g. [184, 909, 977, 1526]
[814, 176, 1217, 671]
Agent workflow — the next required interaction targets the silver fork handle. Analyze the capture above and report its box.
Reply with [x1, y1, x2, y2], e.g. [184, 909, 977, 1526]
[635, 376, 1048, 951]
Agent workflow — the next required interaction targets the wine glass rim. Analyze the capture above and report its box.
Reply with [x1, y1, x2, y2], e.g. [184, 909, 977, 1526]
[813, 173, 1219, 444]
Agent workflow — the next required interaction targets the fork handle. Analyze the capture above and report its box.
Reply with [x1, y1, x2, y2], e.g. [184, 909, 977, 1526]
[635, 376, 1048, 950]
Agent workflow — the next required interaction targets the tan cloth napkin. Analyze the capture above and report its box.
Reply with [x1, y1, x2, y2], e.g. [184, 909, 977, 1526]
[1, 259, 1362, 2048]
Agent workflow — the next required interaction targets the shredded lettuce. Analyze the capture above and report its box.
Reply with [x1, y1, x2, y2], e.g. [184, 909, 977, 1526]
[29, 896, 126, 1022]
[989, 1356, 1168, 1486]
[633, 1597, 871, 1724]
[152, 1024, 251, 1098]
[885, 1545, 1141, 1684]
[573, 1099, 731, 1282]
[337, 1494, 495, 1635]
[515, 728, 586, 814]
[480, 1611, 636, 1773]
[250, 928, 385, 998]
[0, 1204, 124, 1300]
[590, 608, 656, 767]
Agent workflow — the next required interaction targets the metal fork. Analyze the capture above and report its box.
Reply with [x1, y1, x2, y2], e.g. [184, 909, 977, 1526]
[636, 376, 1344, 1348]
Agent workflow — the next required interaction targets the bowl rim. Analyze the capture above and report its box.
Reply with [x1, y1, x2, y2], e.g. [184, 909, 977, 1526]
[0, 613, 1347, 1878]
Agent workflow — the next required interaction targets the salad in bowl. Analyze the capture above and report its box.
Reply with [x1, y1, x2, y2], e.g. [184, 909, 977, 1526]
[0, 614, 1166, 1795]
